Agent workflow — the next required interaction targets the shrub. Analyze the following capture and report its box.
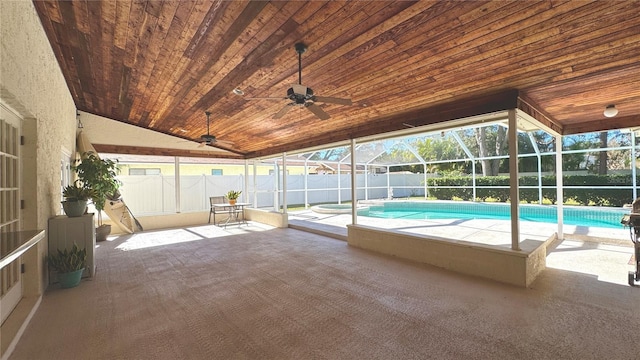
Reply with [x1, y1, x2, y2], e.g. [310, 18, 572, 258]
[425, 174, 638, 206]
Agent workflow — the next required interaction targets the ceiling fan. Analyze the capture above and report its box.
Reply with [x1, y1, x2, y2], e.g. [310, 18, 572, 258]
[197, 111, 233, 147]
[248, 42, 352, 120]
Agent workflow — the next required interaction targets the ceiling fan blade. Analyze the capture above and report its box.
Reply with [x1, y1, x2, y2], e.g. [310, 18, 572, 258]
[273, 103, 294, 119]
[306, 103, 330, 120]
[216, 139, 235, 147]
[198, 141, 206, 148]
[245, 97, 287, 101]
[313, 96, 352, 105]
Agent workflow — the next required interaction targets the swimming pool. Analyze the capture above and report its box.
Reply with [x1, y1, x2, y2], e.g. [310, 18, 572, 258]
[358, 201, 629, 229]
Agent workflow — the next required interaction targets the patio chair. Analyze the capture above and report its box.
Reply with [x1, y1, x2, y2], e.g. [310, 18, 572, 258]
[208, 196, 227, 224]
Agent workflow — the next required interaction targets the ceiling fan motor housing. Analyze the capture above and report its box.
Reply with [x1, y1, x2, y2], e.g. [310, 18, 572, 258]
[201, 134, 216, 142]
[267, 42, 350, 119]
[287, 85, 314, 104]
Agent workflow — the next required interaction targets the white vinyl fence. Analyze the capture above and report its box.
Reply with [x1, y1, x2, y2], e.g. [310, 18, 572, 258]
[118, 173, 426, 216]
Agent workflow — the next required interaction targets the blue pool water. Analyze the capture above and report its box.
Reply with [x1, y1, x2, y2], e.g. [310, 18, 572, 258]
[358, 201, 629, 229]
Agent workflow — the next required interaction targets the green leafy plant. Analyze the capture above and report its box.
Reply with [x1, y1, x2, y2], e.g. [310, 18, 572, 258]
[73, 151, 121, 226]
[226, 190, 242, 200]
[62, 181, 95, 201]
[47, 243, 87, 273]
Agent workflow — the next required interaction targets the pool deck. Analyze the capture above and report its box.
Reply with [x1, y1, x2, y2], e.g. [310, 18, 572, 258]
[288, 208, 631, 246]
[288, 209, 636, 286]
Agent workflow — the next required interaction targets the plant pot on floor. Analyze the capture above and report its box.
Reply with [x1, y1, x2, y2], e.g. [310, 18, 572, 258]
[62, 200, 88, 217]
[58, 268, 85, 289]
[96, 224, 111, 242]
[47, 244, 87, 289]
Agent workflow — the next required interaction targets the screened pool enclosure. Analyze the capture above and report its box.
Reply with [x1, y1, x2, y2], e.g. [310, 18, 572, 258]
[109, 112, 640, 216]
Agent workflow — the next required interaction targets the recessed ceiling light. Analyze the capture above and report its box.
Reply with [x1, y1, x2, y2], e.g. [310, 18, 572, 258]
[603, 104, 618, 118]
[232, 88, 244, 96]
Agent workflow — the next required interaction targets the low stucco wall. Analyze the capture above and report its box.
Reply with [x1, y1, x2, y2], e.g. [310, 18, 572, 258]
[347, 224, 549, 287]
[105, 211, 212, 234]
[105, 208, 288, 234]
[244, 208, 288, 228]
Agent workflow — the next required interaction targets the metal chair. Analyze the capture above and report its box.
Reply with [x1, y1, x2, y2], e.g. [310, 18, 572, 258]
[208, 196, 226, 224]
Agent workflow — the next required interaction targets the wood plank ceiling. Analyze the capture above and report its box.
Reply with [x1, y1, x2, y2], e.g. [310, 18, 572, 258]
[33, 0, 640, 159]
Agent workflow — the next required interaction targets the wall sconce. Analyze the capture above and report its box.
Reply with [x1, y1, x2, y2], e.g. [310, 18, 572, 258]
[76, 110, 83, 128]
[603, 104, 618, 118]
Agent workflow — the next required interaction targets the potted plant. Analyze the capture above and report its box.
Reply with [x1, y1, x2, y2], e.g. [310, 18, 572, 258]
[226, 190, 242, 205]
[61, 181, 94, 217]
[47, 243, 87, 288]
[74, 151, 121, 241]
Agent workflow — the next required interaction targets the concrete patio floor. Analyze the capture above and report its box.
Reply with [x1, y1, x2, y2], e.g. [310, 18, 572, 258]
[9, 222, 640, 359]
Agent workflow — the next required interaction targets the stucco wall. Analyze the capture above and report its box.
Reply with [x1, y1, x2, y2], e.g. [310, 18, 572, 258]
[1, 0, 76, 348]
[1, 0, 77, 231]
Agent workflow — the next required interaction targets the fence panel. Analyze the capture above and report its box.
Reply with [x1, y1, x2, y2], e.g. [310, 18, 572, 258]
[118, 173, 426, 215]
[118, 175, 165, 214]
[180, 176, 205, 212]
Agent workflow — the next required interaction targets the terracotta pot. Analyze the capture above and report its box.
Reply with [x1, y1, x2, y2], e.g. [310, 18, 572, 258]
[96, 224, 111, 242]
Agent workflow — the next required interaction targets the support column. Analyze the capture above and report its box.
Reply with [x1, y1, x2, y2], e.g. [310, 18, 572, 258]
[175, 157, 181, 213]
[386, 165, 391, 199]
[351, 139, 358, 225]
[508, 110, 520, 251]
[274, 163, 279, 212]
[253, 161, 257, 209]
[555, 134, 564, 240]
[304, 158, 309, 209]
[472, 165, 477, 201]
[244, 160, 249, 204]
[338, 163, 342, 204]
[364, 164, 369, 200]
[528, 132, 543, 204]
[423, 164, 428, 199]
[632, 131, 637, 200]
[282, 152, 287, 214]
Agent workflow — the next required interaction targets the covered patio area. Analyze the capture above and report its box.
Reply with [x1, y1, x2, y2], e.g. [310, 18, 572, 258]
[8, 224, 639, 359]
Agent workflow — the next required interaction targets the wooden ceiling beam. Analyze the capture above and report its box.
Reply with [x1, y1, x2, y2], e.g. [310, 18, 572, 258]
[93, 144, 244, 160]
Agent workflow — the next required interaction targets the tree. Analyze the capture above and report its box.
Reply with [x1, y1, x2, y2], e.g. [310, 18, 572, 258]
[598, 131, 608, 175]
[413, 135, 469, 175]
[474, 126, 508, 176]
[518, 131, 556, 173]
[307, 147, 349, 162]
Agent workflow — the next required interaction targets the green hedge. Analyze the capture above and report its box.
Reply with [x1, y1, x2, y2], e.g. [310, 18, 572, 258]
[426, 174, 638, 206]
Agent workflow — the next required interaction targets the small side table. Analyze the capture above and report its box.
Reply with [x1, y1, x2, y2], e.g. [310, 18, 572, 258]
[211, 203, 250, 228]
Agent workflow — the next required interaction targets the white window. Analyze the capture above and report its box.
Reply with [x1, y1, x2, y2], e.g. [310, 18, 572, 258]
[1, 103, 22, 324]
[129, 168, 161, 175]
[60, 150, 72, 214]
